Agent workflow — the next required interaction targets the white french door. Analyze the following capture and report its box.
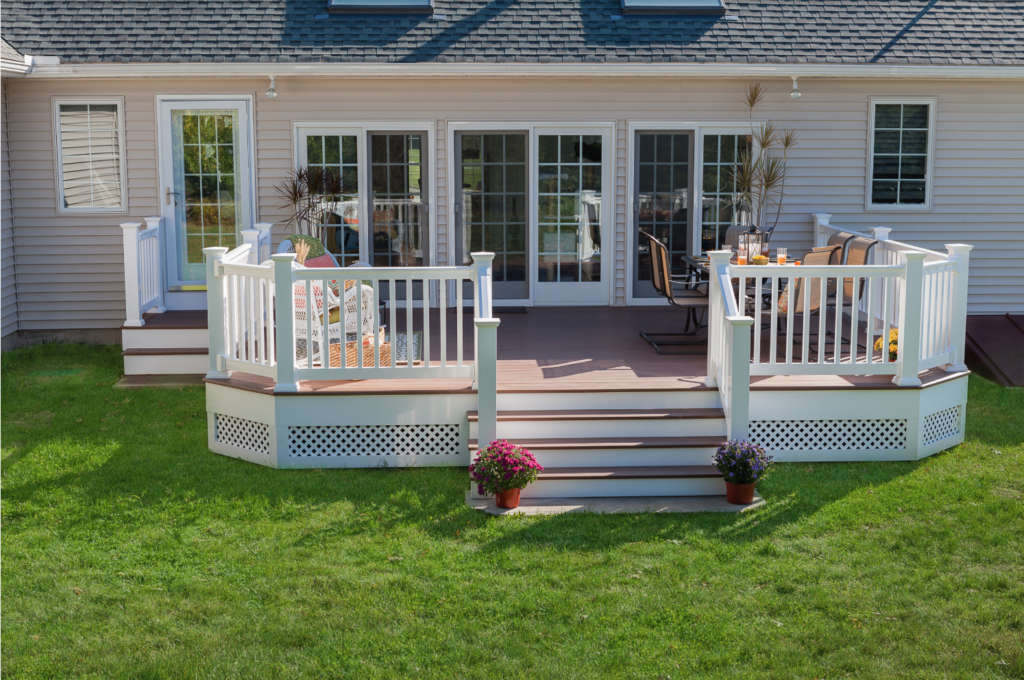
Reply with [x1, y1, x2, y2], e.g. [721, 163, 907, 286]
[158, 98, 254, 290]
[532, 126, 612, 305]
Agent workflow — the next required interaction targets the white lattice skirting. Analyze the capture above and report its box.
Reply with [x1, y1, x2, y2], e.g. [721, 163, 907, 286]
[922, 406, 962, 446]
[288, 424, 462, 458]
[749, 419, 908, 451]
[215, 414, 270, 455]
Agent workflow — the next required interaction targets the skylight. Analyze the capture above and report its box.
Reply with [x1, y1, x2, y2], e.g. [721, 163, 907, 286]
[327, 0, 432, 12]
[620, 0, 726, 14]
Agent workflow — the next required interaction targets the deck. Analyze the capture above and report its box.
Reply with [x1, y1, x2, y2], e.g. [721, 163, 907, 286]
[212, 307, 965, 395]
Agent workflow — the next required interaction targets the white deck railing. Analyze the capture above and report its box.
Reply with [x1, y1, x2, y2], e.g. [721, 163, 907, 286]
[204, 247, 501, 446]
[120, 217, 166, 326]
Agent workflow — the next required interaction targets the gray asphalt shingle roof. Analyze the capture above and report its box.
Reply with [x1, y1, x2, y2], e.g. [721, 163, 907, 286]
[3, 0, 1023, 65]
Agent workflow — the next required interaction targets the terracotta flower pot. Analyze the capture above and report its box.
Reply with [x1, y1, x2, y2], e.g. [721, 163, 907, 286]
[725, 482, 756, 505]
[495, 488, 522, 509]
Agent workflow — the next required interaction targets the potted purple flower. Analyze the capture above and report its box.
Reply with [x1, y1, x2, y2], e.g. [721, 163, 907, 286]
[469, 440, 544, 509]
[713, 439, 774, 505]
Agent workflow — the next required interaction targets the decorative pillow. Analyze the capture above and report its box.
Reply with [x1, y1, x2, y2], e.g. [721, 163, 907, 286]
[303, 254, 336, 268]
[286, 234, 325, 259]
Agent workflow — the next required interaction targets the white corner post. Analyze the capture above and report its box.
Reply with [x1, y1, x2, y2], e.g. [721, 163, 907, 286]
[727, 315, 753, 440]
[704, 250, 732, 387]
[944, 243, 974, 372]
[272, 253, 299, 393]
[204, 247, 231, 379]
[120, 222, 144, 327]
[143, 216, 167, 313]
[811, 212, 832, 248]
[255, 222, 273, 262]
[894, 251, 927, 387]
[471, 252, 499, 449]
[241, 229, 261, 264]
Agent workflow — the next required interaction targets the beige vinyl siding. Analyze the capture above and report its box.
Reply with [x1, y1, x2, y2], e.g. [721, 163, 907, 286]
[2, 81, 19, 338]
[3, 76, 1022, 331]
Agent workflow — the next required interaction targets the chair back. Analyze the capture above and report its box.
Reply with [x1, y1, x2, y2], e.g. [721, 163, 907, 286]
[642, 232, 675, 304]
[787, 247, 836, 314]
[842, 237, 878, 299]
[723, 225, 746, 251]
[826, 231, 855, 265]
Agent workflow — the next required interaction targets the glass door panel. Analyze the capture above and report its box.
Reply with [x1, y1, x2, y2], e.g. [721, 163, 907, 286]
[534, 129, 609, 305]
[700, 134, 748, 253]
[160, 100, 252, 290]
[370, 133, 426, 267]
[456, 132, 528, 300]
[304, 133, 361, 267]
[633, 132, 693, 298]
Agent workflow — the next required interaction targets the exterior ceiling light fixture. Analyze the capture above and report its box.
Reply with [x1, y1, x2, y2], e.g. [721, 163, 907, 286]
[790, 76, 802, 99]
[266, 76, 278, 100]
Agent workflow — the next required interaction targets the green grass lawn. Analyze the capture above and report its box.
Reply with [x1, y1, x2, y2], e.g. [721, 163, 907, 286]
[2, 344, 1022, 679]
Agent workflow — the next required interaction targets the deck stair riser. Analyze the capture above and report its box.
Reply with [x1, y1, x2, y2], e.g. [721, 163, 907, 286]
[122, 327, 209, 350]
[496, 390, 722, 412]
[467, 409, 726, 440]
[522, 477, 727, 499]
[123, 350, 208, 375]
[468, 437, 722, 468]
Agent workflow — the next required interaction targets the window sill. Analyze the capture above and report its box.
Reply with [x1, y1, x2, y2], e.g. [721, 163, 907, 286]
[865, 203, 933, 213]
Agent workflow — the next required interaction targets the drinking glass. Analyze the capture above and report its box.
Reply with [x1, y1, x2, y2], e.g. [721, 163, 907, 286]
[737, 236, 748, 266]
[777, 247, 788, 265]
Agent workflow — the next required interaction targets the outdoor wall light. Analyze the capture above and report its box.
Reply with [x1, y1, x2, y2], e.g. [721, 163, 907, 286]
[266, 76, 279, 100]
[790, 76, 802, 99]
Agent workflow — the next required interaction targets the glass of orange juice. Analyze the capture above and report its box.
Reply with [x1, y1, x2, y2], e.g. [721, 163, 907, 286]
[777, 247, 787, 265]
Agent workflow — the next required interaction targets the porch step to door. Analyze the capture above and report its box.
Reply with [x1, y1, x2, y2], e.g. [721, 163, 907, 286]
[122, 311, 209, 375]
[122, 347, 208, 375]
[524, 466, 726, 499]
[468, 408, 725, 439]
[467, 436, 725, 468]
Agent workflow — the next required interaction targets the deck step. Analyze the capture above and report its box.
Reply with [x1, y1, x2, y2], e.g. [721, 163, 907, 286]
[467, 408, 724, 422]
[521, 465, 727, 499]
[538, 465, 720, 480]
[468, 436, 725, 451]
[122, 347, 208, 375]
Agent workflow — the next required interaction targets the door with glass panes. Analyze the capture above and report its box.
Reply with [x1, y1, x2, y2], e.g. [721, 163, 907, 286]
[159, 99, 253, 289]
[533, 127, 611, 305]
[454, 132, 529, 301]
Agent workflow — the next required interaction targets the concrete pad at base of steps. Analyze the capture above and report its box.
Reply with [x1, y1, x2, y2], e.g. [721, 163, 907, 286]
[466, 490, 765, 515]
[114, 374, 206, 389]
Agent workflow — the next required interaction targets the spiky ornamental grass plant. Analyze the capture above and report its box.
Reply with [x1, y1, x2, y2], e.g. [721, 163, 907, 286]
[713, 439, 774, 485]
[469, 440, 544, 495]
[275, 166, 346, 244]
[730, 82, 799, 244]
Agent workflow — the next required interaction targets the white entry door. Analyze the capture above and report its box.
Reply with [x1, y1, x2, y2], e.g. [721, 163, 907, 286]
[158, 98, 254, 289]
[532, 126, 612, 305]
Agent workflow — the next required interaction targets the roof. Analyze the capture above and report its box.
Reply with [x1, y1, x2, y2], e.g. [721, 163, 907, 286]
[3, 0, 1023, 66]
[1, 38, 23, 63]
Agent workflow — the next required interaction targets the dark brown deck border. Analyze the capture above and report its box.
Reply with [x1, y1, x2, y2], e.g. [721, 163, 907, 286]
[468, 436, 727, 450]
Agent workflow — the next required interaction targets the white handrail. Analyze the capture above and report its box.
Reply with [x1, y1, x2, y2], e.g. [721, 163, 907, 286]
[706, 251, 752, 441]
[121, 216, 166, 327]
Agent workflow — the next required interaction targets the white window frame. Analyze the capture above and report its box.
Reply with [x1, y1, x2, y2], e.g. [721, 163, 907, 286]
[52, 97, 128, 214]
[625, 120, 758, 306]
[865, 97, 937, 212]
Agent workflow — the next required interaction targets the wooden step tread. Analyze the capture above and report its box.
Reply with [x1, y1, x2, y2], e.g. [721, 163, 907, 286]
[122, 347, 209, 356]
[467, 408, 724, 422]
[538, 465, 722, 480]
[468, 436, 725, 451]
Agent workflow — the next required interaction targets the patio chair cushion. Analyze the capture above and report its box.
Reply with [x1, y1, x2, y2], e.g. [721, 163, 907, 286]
[776, 247, 838, 316]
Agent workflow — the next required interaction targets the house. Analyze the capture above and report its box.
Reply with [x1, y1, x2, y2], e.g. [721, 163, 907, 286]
[2, 1, 1022, 503]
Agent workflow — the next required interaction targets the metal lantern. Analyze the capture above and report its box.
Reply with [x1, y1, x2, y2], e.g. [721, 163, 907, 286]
[739, 226, 766, 260]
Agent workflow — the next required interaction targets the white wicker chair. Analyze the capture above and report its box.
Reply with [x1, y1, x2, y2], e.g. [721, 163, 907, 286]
[293, 274, 377, 367]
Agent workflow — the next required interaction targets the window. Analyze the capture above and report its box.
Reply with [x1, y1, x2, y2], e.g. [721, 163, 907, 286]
[327, 0, 432, 12]
[54, 99, 126, 213]
[700, 133, 749, 252]
[869, 99, 935, 210]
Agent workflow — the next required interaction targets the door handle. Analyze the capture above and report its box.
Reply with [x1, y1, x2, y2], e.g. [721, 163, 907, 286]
[165, 187, 180, 205]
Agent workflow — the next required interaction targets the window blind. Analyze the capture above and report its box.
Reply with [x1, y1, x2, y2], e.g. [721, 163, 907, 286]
[58, 103, 123, 210]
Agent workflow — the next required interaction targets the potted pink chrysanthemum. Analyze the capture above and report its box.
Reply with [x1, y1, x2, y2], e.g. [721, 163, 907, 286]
[469, 440, 543, 509]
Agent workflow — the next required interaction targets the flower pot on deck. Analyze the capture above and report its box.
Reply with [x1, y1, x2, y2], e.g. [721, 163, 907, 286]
[495, 488, 522, 509]
[724, 482, 756, 505]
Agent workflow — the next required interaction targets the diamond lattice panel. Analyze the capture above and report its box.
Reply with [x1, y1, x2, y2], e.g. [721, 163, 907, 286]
[749, 419, 907, 451]
[215, 414, 270, 455]
[922, 406, 961, 446]
[288, 424, 461, 458]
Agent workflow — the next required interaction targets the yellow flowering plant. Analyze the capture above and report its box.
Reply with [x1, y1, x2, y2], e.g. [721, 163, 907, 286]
[875, 328, 899, 361]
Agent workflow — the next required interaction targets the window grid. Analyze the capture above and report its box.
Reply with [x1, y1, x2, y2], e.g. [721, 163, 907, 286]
[179, 113, 240, 265]
[637, 133, 690, 282]
[307, 134, 361, 267]
[57, 102, 124, 212]
[871, 103, 929, 206]
[460, 134, 527, 282]
[537, 134, 602, 283]
[700, 134, 747, 253]
[371, 134, 424, 268]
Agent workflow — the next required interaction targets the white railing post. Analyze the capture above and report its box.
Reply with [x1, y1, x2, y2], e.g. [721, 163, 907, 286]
[894, 251, 927, 387]
[255, 222, 273, 263]
[471, 252, 499, 449]
[944, 243, 973, 372]
[241, 229, 261, 264]
[120, 222, 144, 327]
[704, 251, 732, 387]
[272, 253, 299, 393]
[812, 212, 832, 248]
[144, 216, 167, 313]
[204, 247, 230, 379]
[727, 316, 753, 440]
